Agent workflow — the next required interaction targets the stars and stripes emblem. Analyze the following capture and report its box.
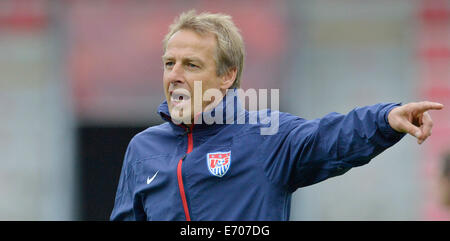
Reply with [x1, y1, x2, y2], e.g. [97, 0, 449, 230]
[206, 151, 231, 177]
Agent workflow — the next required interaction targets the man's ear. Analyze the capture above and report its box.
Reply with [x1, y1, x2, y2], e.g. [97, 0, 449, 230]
[220, 67, 237, 90]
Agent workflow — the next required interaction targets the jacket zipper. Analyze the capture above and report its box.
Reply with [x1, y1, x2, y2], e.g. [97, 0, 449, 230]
[177, 125, 193, 221]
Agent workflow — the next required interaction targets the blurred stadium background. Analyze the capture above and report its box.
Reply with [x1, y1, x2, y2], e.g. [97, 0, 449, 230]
[0, 0, 449, 220]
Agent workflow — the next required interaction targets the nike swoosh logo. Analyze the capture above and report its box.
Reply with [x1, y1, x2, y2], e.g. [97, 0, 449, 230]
[147, 171, 159, 185]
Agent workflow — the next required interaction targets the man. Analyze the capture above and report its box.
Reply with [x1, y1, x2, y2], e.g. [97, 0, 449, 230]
[110, 10, 444, 221]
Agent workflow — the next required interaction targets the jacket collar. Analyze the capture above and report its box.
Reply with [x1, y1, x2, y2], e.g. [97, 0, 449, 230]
[157, 89, 245, 133]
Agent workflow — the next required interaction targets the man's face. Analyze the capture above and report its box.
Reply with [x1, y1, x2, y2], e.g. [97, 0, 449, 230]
[163, 29, 225, 123]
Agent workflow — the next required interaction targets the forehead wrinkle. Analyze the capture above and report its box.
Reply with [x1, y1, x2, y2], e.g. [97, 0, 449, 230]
[163, 47, 212, 66]
[162, 54, 204, 64]
[165, 45, 214, 59]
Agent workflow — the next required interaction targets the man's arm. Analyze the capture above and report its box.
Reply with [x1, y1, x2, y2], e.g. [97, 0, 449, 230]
[259, 102, 443, 193]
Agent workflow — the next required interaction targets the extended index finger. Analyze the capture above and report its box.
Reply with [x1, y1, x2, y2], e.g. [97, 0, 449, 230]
[413, 101, 444, 113]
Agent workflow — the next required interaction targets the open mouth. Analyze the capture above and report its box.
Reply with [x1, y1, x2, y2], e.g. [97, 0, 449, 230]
[170, 89, 191, 106]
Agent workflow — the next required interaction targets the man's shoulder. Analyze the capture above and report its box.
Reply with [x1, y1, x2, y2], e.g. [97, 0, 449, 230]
[247, 109, 303, 121]
[124, 122, 175, 162]
[129, 122, 173, 145]
[242, 109, 309, 135]
[137, 122, 172, 135]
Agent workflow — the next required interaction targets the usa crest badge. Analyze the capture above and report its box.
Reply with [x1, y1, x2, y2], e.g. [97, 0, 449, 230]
[207, 151, 231, 177]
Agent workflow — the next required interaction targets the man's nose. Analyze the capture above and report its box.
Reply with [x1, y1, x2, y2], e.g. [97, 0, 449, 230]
[167, 63, 185, 84]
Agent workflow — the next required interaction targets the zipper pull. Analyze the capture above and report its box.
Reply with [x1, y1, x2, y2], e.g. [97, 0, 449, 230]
[181, 154, 187, 161]
[184, 125, 192, 135]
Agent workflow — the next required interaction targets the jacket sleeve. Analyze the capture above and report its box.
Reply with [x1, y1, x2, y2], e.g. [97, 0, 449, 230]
[259, 103, 406, 193]
[110, 139, 146, 221]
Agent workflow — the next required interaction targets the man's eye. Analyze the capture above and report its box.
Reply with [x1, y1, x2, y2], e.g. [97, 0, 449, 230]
[188, 63, 198, 68]
[165, 62, 174, 67]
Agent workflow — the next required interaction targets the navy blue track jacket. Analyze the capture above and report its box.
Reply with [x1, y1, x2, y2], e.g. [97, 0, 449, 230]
[110, 90, 405, 221]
